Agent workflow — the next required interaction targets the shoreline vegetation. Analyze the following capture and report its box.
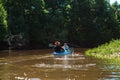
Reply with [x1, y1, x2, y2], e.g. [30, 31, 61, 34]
[1, 1, 120, 50]
[85, 39, 120, 61]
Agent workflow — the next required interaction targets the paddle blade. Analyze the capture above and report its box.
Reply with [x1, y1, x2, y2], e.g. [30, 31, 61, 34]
[48, 43, 54, 47]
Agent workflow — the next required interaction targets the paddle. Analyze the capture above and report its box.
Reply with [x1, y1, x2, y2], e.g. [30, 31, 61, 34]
[48, 43, 55, 47]
[68, 43, 80, 47]
[48, 42, 80, 48]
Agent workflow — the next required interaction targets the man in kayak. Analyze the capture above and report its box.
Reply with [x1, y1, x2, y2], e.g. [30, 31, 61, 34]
[54, 41, 64, 52]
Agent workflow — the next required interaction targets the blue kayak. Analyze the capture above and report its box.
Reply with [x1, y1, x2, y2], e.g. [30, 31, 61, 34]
[53, 49, 72, 56]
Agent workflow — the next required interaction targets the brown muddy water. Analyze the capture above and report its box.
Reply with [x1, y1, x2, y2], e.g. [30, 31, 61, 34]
[0, 48, 120, 80]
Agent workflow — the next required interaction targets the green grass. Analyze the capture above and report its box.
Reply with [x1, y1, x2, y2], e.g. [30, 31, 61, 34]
[85, 39, 120, 61]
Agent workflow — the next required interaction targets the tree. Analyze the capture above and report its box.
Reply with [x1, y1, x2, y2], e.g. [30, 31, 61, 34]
[4, 0, 120, 49]
[0, 0, 7, 50]
[44, 0, 72, 42]
[68, 0, 94, 47]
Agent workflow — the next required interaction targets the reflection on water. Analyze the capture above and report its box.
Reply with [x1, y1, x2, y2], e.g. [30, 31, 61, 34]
[0, 49, 120, 80]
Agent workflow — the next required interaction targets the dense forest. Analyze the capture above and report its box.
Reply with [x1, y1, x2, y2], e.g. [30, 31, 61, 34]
[0, 0, 120, 50]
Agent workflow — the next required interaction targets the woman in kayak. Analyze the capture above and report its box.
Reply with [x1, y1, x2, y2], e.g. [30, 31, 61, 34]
[54, 41, 64, 52]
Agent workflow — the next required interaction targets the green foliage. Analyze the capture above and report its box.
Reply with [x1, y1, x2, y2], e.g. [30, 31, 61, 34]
[0, 2, 7, 41]
[68, 0, 120, 47]
[85, 39, 120, 60]
[1, 0, 120, 49]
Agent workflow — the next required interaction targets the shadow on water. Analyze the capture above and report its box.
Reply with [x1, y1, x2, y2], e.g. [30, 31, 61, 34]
[0, 48, 120, 80]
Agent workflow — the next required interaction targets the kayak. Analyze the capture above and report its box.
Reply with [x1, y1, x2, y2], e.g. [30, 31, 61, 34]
[53, 49, 73, 56]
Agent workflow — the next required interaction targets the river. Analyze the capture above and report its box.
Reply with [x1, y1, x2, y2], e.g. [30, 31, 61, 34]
[0, 48, 120, 80]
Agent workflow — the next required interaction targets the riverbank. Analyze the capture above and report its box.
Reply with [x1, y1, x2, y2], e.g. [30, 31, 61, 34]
[85, 39, 120, 61]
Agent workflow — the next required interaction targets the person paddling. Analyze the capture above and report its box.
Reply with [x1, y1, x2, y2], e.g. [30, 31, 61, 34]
[54, 41, 64, 52]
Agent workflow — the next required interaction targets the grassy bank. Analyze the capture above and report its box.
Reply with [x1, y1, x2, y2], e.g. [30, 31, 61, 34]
[85, 39, 120, 61]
